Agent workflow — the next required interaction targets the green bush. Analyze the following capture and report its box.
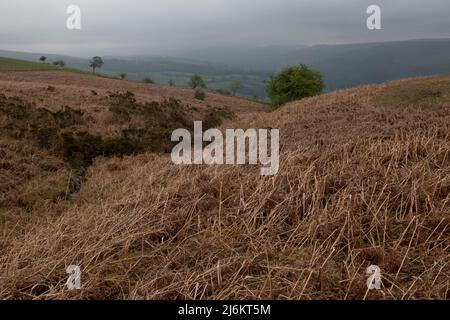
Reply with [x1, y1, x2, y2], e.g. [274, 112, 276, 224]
[143, 77, 154, 84]
[194, 89, 206, 101]
[52, 60, 65, 68]
[266, 65, 325, 108]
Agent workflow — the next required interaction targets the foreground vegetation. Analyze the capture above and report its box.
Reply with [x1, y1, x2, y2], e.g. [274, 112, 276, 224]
[0, 71, 448, 299]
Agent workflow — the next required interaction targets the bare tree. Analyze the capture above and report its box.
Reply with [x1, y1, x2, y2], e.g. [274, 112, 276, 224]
[230, 80, 243, 96]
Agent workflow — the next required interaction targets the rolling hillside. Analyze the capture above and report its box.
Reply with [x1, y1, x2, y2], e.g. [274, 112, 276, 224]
[0, 50, 270, 99]
[0, 57, 58, 71]
[0, 70, 448, 300]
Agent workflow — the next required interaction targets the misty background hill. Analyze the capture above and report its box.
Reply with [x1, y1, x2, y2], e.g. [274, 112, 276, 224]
[2, 38, 450, 98]
[172, 39, 450, 91]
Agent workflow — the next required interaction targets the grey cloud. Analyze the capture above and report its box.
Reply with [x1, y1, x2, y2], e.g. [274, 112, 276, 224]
[0, 0, 449, 56]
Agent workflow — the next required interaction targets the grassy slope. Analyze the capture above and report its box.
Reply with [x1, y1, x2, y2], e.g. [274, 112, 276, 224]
[0, 56, 118, 80]
[0, 57, 58, 71]
[0, 56, 264, 97]
[375, 75, 450, 108]
[0, 73, 449, 300]
[0, 56, 267, 98]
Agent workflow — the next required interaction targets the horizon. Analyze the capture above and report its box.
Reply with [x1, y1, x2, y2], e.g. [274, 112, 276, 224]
[2, 36, 450, 60]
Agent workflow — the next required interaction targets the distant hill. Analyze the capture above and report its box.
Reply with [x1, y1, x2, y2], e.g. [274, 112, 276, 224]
[286, 39, 450, 91]
[170, 44, 308, 71]
[170, 38, 450, 91]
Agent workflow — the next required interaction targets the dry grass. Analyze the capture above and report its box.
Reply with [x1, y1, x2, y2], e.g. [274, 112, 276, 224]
[0, 72, 449, 300]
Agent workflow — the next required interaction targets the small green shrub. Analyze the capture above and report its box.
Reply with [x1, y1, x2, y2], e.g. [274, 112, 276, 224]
[195, 89, 206, 101]
[189, 74, 207, 89]
[143, 77, 154, 84]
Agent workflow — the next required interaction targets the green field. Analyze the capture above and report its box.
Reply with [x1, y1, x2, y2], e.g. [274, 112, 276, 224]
[0, 57, 59, 71]
[0, 56, 119, 81]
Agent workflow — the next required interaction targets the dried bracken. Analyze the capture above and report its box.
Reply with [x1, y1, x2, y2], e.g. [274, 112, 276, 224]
[0, 72, 448, 300]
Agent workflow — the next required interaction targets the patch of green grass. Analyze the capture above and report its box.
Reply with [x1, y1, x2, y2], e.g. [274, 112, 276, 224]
[17, 175, 71, 210]
[0, 57, 58, 71]
[375, 75, 450, 109]
[62, 67, 120, 80]
[0, 208, 16, 223]
[0, 56, 119, 80]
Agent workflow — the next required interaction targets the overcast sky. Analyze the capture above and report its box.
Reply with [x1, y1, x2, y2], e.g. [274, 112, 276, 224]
[0, 0, 449, 57]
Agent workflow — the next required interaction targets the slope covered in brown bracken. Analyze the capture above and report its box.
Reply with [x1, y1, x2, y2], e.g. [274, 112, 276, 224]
[0, 71, 449, 300]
